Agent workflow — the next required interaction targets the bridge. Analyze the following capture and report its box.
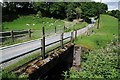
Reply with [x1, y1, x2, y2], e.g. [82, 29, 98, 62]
[1, 24, 94, 79]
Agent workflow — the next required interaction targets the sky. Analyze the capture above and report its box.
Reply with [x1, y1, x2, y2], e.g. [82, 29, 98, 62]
[0, 0, 119, 11]
[94, 0, 119, 11]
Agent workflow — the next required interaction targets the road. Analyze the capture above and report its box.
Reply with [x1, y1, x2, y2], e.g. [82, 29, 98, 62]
[0, 24, 94, 66]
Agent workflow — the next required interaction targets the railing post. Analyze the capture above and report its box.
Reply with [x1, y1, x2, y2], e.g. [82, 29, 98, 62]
[11, 30, 14, 42]
[28, 29, 31, 38]
[60, 33, 64, 49]
[71, 31, 74, 43]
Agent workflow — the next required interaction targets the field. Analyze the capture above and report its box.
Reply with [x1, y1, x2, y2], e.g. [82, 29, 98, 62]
[2, 15, 87, 47]
[75, 15, 118, 49]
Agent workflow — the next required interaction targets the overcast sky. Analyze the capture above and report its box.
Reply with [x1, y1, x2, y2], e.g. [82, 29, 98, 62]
[94, 0, 119, 11]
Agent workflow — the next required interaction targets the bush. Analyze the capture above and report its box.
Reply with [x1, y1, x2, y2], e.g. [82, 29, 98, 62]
[64, 42, 119, 79]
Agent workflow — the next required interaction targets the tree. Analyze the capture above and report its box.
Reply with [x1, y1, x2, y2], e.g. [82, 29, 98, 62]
[66, 2, 78, 21]
[75, 7, 82, 19]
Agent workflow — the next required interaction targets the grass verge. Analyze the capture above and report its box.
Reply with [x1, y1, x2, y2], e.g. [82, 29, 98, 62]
[74, 15, 118, 49]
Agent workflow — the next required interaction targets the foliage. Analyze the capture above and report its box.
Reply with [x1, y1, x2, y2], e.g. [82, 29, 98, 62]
[107, 10, 120, 20]
[65, 41, 119, 79]
[81, 2, 108, 17]
[2, 2, 108, 22]
[65, 2, 78, 21]
[36, 11, 42, 18]
[75, 7, 82, 19]
[64, 14, 119, 79]
[1, 71, 28, 80]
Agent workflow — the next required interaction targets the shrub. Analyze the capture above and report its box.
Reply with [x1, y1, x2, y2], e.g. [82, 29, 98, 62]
[64, 42, 119, 79]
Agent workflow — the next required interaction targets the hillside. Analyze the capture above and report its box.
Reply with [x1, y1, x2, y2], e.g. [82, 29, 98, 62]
[64, 15, 119, 79]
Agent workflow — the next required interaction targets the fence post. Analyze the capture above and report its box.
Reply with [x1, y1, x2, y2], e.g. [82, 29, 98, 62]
[55, 26, 56, 33]
[71, 31, 74, 43]
[64, 26, 66, 31]
[60, 33, 64, 49]
[41, 24, 45, 59]
[41, 38, 45, 59]
[28, 29, 31, 38]
[11, 30, 14, 42]
[75, 30, 77, 39]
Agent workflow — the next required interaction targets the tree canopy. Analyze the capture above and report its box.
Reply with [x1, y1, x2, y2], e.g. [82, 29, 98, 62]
[2, 2, 108, 22]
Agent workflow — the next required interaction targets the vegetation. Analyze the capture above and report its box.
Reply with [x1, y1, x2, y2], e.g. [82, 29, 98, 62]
[65, 41, 119, 79]
[2, 15, 65, 46]
[1, 1, 119, 80]
[64, 15, 119, 79]
[1, 2, 108, 46]
[3, 15, 64, 31]
[2, 2, 108, 22]
[75, 15, 118, 49]
[2, 15, 87, 47]
[65, 22, 88, 32]
[107, 10, 120, 20]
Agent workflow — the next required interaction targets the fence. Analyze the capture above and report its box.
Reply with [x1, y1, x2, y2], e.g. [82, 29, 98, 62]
[0, 29, 32, 42]
[0, 30, 78, 65]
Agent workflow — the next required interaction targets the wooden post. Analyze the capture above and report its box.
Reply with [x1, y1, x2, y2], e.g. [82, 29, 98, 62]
[55, 26, 56, 33]
[64, 26, 66, 31]
[71, 31, 74, 43]
[11, 30, 14, 42]
[60, 33, 64, 49]
[41, 38, 45, 59]
[75, 30, 77, 39]
[41, 24, 45, 59]
[28, 29, 31, 38]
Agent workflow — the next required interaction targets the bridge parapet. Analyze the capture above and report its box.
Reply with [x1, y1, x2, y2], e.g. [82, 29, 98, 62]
[15, 43, 74, 79]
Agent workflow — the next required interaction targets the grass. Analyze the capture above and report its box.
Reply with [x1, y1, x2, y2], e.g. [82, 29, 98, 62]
[2, 15, 87, 47]
[3, 15, 64, 38]
[65, 22, 88, 32]
[75, 15, 118, 49]
[3, 15, 64, 31]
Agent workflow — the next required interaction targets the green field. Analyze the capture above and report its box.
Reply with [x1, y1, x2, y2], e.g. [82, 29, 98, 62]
[3, 15, 64, 31]
[65, 22, 88, 32]
[75, 15, 118, 49]
[2, 15, 87, 47]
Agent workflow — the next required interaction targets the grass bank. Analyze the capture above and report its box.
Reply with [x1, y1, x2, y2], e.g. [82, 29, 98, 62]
[75, 15, 118, 49]
[65, 22, 88, 32]
[64, 15, 119, 79]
